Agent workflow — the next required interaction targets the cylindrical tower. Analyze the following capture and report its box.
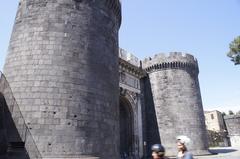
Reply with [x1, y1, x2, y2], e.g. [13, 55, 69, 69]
[3, 0, 121, 158]
[142, 52, 209, 156]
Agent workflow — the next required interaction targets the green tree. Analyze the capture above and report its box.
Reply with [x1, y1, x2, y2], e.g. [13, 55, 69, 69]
[222, 112, 226, 116]
[207, 130, 224, 147]
[228, 110, 234, 115]
[227, 36, 240, 65]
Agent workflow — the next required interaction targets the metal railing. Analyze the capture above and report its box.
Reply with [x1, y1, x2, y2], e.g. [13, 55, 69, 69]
[0, 71, 42, 159]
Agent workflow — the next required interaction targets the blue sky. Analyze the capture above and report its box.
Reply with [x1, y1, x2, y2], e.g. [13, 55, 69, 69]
[1, 1, 240, 113]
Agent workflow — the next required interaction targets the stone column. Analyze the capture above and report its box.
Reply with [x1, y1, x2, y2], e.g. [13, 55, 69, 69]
[137, 94, 144, 158]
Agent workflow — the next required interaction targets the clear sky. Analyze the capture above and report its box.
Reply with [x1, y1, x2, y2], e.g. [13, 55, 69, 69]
[1, 1, 240, 113]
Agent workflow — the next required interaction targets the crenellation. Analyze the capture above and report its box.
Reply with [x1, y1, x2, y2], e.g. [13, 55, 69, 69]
[142, 52, 199, 74]
[143, 52, 197, 64]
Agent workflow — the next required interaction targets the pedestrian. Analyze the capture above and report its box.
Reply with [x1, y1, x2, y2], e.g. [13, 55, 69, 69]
[176, 135, 193, 159]
[151, 144, 169, 159]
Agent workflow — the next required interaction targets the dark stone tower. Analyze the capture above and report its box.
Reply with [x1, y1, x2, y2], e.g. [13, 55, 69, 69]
[143, 52, 209, 156]
[3, 0, 121, 158]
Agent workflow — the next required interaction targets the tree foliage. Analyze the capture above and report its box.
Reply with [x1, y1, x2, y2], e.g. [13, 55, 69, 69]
[221, 112, 226, 116]
[227, 36, 240, 65]
[228, 110, 234, 115]
[207, 130, 226, 147]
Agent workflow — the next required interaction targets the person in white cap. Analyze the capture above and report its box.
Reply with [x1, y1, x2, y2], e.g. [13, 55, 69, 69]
[176, 135, 193, 159]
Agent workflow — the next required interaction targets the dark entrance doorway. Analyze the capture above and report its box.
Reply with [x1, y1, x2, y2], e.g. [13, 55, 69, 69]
[119, 97, 134, 158]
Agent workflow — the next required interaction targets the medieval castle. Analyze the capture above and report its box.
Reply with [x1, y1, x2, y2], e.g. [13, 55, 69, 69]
[0, 0, 210, 158]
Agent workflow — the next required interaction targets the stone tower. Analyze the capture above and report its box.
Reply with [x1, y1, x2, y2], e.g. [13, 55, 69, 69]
[143, 52, 209, 156]
[3, 0, 121, 158]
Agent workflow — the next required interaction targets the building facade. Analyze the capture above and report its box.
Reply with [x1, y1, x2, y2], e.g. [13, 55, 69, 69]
[0, 0, 209, 158]
[204, 110, 228, 146]
[204, 110, 226, 132]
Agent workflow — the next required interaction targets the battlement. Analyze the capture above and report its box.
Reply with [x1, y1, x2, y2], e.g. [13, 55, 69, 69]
[119, 48, 141, 67]
[21, 0, 122, 27]
[142, 52, 199, 73]
[224, 114, 240, 120]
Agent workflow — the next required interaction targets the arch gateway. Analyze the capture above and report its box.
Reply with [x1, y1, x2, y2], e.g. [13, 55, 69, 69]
[119, 50, 146, 158]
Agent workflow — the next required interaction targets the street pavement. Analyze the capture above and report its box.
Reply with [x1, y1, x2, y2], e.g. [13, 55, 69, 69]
[194, 147, 240, 159]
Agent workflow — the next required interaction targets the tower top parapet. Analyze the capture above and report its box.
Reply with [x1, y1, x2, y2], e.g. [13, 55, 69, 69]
[143, 52, 197, 67]
[19, 0, 122, 27]
[224, 114, 240, 120]
[105, 0, 122, 26]
[119, 48, 140, 67]
[142, 52, 199, 74]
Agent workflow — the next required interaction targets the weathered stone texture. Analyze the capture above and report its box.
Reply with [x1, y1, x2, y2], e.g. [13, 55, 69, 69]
[143, 52, 209, 156]
[3, 0, 121, 158]
[141, 76, 161, 157]
[1, 1, 211, 158]
[224, 115, 240, 147]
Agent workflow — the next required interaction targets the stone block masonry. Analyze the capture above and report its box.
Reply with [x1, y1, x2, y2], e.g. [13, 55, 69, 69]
[1, 1, 212, 158]
[224, 115, 240, 147]
[142, 52, 210, 156]
[3, 0, 121, 158]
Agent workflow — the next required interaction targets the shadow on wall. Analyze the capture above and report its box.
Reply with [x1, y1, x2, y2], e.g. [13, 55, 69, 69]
[209, 148, 237, 154]
[0, 93, 8, 155]
[0, 93, 22, 144]
[0, 93, 30, 158]
[142, 76, 161, 157]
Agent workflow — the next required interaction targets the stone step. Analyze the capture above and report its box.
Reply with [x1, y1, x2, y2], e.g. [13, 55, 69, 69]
[8, 142, 25, 149]
[7, 149, 29, 159]
[7, 142, 30, 159]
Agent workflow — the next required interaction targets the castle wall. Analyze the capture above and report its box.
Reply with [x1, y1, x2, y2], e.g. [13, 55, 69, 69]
[224, 115, 240, 147]
[142, 52, 209, 156]
[3, 0, 121, 158]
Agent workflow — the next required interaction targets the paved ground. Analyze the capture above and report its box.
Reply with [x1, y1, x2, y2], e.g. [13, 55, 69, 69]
[194, 147, 240, 159]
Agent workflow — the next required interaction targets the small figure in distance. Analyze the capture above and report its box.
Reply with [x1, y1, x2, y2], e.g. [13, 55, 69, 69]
[176, 135, 193, 159]
[151, 144, 169, 159]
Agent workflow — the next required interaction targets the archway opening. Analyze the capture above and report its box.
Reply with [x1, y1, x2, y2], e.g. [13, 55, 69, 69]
[119, 96, 134, 157]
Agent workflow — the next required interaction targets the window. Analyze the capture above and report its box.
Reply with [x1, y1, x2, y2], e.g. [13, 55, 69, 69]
[211, 114, 214, 120]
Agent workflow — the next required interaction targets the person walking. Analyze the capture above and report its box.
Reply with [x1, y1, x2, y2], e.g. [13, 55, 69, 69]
[151, 144, 169, 159]
[176, 135, 193, 159]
